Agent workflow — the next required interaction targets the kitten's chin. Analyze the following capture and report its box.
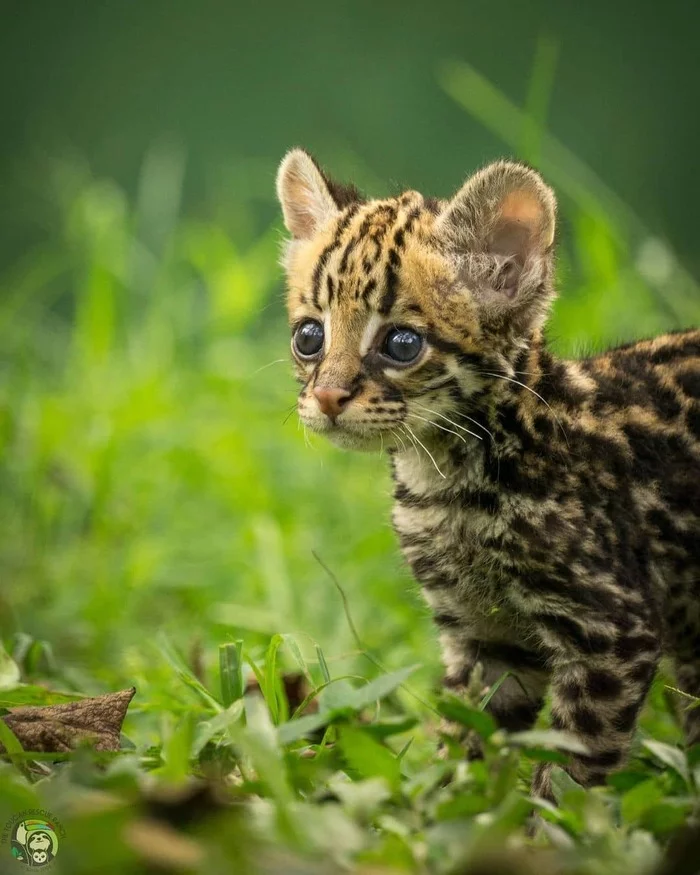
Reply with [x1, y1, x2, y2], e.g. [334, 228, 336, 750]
[302, 419, 393, 453]
[325, 429, 387, 453]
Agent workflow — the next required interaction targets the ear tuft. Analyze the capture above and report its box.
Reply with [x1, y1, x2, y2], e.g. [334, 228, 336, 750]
[276, 149, 340, 239]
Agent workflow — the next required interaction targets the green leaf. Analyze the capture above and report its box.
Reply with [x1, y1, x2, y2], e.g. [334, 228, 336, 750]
[519, 746, 569, 764]
[316, 645, 331, 684]
[643, 799, 693, 835]
[318, 678, 357, 713]
[219, 641, 243, 707]
[434, 794, 489, 821]
[643, 740, 690, 785]
[479, 670, 515, 711]
[438, 695, 497, 739]
[235, 695, 299, 841]
[281, 634, 312, 682]
[509, 729, 589, 755]
[159, 712, 196, 781]
[158, 634, 222, 713]
[192, 700, 245, 756]
[549, 765, 586, 804]
[347, 665, 420, 711]
[0, 644, 20, 691]
[0, 685, 84, 707]
[361, 716, 418, 741]
[328, 776, 391, 817]
[337, 726, 401, 791]
[276, 667, 420, 745]
[263, 634, 284, 724]
[0, 716, 24, 765]
[277, 711, 331, 745]
[621, 777, 665, 823]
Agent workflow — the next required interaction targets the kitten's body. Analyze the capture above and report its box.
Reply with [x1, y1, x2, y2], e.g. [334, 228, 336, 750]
[276, 150, 700, 797]
[392, 331, 700, 790]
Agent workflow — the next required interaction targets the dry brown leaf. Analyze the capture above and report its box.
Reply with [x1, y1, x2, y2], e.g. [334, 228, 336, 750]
[0, 687, 136, 753]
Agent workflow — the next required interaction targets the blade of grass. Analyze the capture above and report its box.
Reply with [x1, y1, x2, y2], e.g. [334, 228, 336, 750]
[158, 634, 222, 712]
[264, 634, 285, 724]
[316, 645, 331, 685]
[312, 551, 437, 716]
[521, 34, 560, 165]
[219, 641, 244, 707]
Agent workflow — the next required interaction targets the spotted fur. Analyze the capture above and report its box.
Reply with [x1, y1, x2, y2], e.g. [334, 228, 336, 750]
[276, 148, 700, 799]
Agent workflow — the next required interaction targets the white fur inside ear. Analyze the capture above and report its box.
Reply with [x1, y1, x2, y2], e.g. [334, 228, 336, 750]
[436, 160, 556, 258]
[276, 149, 339, 239]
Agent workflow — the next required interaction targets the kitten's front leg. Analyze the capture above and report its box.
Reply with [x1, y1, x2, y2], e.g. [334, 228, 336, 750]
[441, 634, 550, 753]
[530, 618, 660, 800]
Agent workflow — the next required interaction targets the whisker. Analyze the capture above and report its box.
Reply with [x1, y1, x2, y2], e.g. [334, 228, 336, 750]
[482, 372, 569, 447]
[407, 412, 468, 444]
[390, 428, 408, 453]
[421, 375, 456, 390]
[414, 403, 484, 442]
[399, 424, 422, 466]
[249, 358, 288, 377]
[402, 422, 446, 479]
[302, 423, 315, 452]
[451, 411, 496, 443]
[282, 404, 298, 426]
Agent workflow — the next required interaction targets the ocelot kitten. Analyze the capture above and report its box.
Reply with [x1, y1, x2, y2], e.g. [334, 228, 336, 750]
[275, 149, 700, 798]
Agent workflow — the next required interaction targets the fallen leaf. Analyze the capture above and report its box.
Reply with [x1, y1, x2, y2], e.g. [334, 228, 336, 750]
[0, 687, 135, 753]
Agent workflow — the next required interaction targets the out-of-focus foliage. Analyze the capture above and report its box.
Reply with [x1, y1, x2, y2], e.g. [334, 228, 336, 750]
[1, 11, 699, 874]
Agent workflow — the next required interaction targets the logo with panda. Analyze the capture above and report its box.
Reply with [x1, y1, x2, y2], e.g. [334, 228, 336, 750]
[2, 811, 64, 869]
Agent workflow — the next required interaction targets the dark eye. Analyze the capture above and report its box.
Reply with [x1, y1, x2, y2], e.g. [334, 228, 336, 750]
[383, 327, 423, 364]
[293, 319, 324, 358]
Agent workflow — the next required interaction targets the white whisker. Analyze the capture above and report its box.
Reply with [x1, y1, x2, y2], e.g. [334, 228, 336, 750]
[302, 423, 314, 451]
[483, 372, 569, 446]
[402, 422, 446, 479]
[451, 410, 496, 443]
[249, 358, 288, 377]
[407, 412, 468, 443]
[391, 428, 408, 453]
[414, 403, 484, 442]
[399, 424, 420, 457]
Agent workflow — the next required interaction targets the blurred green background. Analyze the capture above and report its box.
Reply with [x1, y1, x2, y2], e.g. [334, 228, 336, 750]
[1, 0, 699, 703]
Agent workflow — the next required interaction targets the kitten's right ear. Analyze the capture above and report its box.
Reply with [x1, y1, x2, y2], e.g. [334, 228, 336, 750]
[276, 149, 340, 239]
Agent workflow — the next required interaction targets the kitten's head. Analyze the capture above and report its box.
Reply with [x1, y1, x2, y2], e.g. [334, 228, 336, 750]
[276, 149, 557, 452]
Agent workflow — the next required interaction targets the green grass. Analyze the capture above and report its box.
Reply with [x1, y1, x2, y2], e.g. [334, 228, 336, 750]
[1, 67, 699, 874]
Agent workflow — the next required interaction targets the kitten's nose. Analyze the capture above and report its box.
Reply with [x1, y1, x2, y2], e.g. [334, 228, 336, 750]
[313, 386, 351, 420]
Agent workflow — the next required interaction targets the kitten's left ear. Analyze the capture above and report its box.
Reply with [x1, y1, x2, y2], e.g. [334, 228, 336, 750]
[276, 149, 341, 240]
[435, 160, 556, 312]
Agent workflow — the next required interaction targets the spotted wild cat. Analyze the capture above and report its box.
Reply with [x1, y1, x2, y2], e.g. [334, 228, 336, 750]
[275, 148, 700, 798]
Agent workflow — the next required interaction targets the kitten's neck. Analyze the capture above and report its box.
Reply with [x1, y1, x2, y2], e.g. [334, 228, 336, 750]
[392, 332, 585, 494]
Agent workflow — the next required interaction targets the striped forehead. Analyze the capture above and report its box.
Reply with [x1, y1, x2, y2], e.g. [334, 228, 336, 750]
[310, 193, 425, 315]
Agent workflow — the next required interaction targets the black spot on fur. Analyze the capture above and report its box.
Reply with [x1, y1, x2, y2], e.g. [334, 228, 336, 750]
[612, 702, 639, 733]
[572, 705, 605, 735]
[586, 669, 623, 699]
[677, 369, 700, 399]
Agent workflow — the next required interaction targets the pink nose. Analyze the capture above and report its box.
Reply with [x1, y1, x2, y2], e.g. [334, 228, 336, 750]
[313, 386, 351, 419]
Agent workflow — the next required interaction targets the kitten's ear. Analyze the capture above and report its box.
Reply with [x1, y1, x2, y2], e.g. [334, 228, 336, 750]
[276, 149, 341, 239]
[436, 160, 556, 307]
